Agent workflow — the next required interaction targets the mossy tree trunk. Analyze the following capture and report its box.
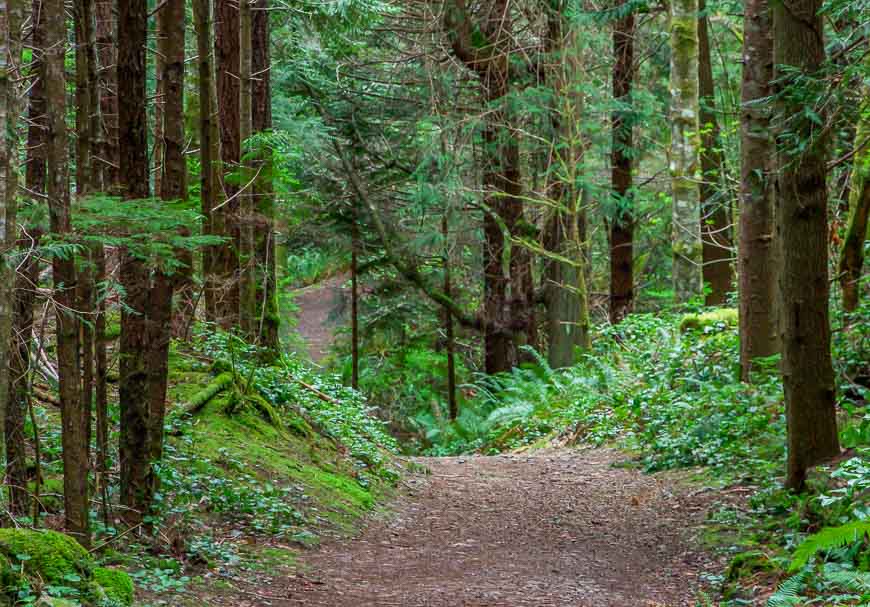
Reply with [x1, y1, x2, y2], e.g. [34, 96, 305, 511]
[238, 0, 256, 339]
[698, 0, 734, 305]
[544, 1, 591, 369]
[252, 0, 279, 355]
[773, 0, 840, 491]
[669, 0, 703, 303]
[738, 0, 777, 379]
[838, 55, 870, 313]
[4, 0, 29, 516]
[94, 0, 114, 519]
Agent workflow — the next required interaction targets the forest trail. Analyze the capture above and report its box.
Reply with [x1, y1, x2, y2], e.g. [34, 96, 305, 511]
[292, 274, 348, 361]
[266, 450, 716, 606]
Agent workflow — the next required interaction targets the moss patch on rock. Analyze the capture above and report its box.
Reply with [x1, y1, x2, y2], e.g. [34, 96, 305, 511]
[0, 531, 135, 607]
[680, 308, 738, 333]
[0, 529, 91, 587]
[93, 567, 134, 606]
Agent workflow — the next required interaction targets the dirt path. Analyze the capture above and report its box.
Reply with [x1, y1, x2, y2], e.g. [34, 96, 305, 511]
[292, 274, 347, 361]
[274, 450, 716, 606]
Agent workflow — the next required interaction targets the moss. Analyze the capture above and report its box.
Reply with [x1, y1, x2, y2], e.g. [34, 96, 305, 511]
[680, 308, 738, 333]
[0, 529, 92, 587]
[296, 465, 373, 511]
[93, 567, 134, 606]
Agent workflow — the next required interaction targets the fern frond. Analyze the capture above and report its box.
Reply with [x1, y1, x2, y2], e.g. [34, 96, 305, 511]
[484, 403, 534, 430]
[766, 570, 809, 607]
[789, 521, 870, 572]
[823, 563, 870, 592]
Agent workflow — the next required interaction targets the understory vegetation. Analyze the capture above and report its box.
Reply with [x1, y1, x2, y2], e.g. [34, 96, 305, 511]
[4, 326, 398, 606]
[323, 297, 868, 604]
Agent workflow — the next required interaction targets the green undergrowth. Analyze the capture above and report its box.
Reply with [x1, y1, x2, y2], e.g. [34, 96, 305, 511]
[129, 326, 401, 604]
[0, 529, 134, 606]
[419, 308, 869, 605]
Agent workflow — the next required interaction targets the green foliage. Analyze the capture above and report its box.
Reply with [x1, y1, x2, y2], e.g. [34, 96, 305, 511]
[789, 521, 870, 572]
[91, 568, 134, 607]
[425, 313, 784, 478]
[0, 529, 91, 588]
[0, 530, 134, 607]
[284, 247, 347, 288]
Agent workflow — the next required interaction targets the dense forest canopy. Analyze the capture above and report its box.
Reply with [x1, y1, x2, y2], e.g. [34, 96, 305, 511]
[0, 0, 868, 604]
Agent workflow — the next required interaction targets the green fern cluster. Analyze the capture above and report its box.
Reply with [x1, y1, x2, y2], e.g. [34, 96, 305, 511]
[789, 521, 870, 572]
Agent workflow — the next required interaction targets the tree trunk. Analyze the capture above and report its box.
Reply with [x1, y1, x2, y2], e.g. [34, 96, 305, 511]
[698, 1, 733, 305]
[73, 0, 99, 498]
[545, 6, 590, 368]
[93, 0, 113, 520]
[193, 0, 220, 324]
[150, 0, 185, 502]
[610, 0, 635, 324]
[738, 0, 777, 379]
[238, 0, 256, 339]
[7, 233, 38, 516]
[351, 215, 360, 389]
[442, 213, 458, 420]
[442, 0, 523, 374]
[95, 0, 117, 192]
[773, 0, 840, 491]
[252, 0, 278, 354]
[117, 0, 151, 525]
[6, 4, 46, 515]
[214, 0, 240, 329]
[669, 0, 703, 303]
[838, 54, 870, 313]
[45, 0, 89, 544]
[0, 0, 25, 470]
[482, 110, 521, 374]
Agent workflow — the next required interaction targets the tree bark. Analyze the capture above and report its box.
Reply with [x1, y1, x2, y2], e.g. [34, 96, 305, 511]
[442, 213, 458, 420]
[6, 1, 45, 515]
[214, 0, 241, 329]
[150, 0, 186, 503]
[838, 54, 870, 313]
[610, 0, 635, 324]
[46, 0, 89, 544]
[238, 0, 256, 339]
[669, 0, 703, 303]
[698, 0, 733, 305]
[193, 0, 220, 324]
[0, 0, 25, 471]
[95, 0, 117, 192]
[443, 0, 526, 374]
[252, 0, 278, 354]
[738, 0, 777, 379]
[773, 0, 840, 491]
[117, 0, 151, 525]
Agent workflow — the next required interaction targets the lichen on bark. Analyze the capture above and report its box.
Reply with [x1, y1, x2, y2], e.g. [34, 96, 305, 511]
[669, 0, 703, 303]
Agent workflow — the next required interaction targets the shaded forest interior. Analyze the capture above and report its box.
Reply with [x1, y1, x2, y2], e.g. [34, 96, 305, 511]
[0, 0, 868, 605]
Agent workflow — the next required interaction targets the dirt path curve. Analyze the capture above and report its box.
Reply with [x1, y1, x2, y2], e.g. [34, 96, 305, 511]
[292, 274, 347, 361]
[278, 450, 716, 606]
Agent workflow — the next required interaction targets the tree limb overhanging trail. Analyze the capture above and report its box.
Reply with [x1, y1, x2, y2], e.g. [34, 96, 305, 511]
[208, 450, 718, 606]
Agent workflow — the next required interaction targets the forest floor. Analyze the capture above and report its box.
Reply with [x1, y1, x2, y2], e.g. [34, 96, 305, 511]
[207, 280, 723, 606]
[204, 450, 721, 606]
